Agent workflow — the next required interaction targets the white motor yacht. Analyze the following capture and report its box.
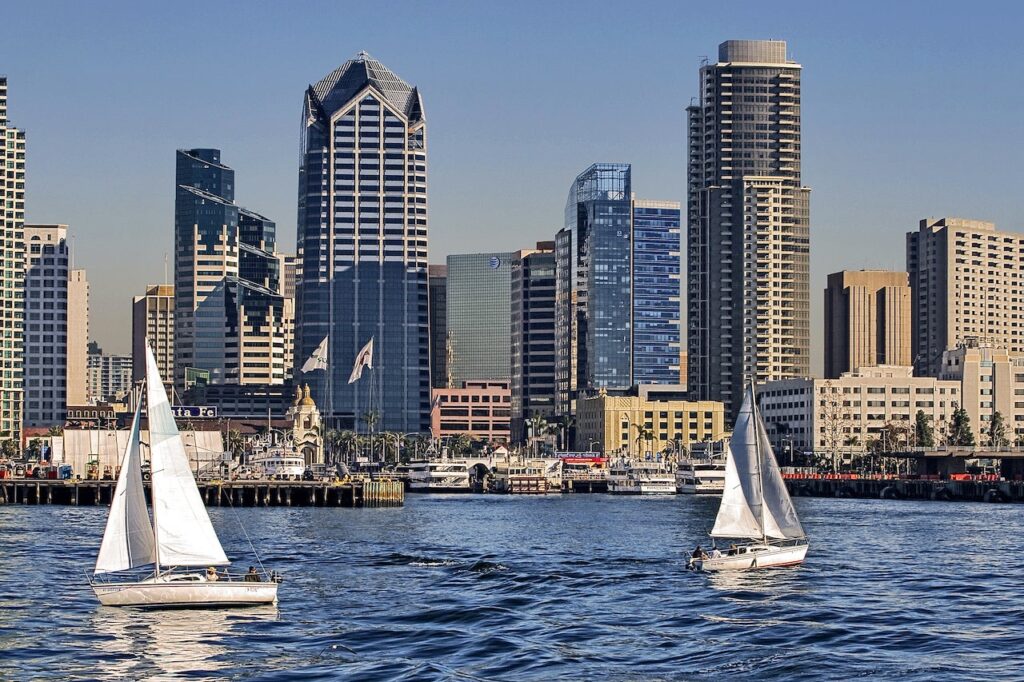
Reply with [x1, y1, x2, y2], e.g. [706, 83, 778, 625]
[608, 457, 676, 495]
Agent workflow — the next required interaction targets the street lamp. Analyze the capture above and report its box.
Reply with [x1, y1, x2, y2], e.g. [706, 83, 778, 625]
[588, 439, 600, 454]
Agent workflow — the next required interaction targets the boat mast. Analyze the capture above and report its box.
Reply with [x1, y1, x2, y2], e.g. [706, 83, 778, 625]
[145, 376, 162, 578]
[750, 379, 767, 544]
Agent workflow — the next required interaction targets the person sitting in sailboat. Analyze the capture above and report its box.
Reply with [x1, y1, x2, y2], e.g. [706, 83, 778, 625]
[206, 567, 219, 582]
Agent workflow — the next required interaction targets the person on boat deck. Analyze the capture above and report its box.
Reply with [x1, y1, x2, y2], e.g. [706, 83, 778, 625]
[728, 544, 738, 556]
[691, 545, 707, 560]
[244, 566, 261, 582]
[710, 548, 722, 559]
[206, 567, 219, 582]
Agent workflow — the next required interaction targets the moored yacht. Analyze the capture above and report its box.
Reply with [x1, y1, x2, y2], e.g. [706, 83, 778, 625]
[402, 458, 472, 493]
[607, 457, 676, 495]
[676, 443, 727, 494]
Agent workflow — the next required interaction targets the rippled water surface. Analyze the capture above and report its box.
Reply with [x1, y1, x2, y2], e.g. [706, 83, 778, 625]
[1, 495, 1022, 680]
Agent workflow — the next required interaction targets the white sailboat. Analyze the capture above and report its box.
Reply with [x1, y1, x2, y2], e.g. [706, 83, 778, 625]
[90, 345, 280, 607]
[690, 383, 808, 571]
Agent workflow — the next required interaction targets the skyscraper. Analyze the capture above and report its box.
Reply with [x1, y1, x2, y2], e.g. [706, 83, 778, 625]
[687, 40, 810, 417]
[555, 164, 633, 415]
[174, 148, 286, 390]
[632, 199, 682, 385]
[87, 346, 132, 404]
[276, 253, 298, 381]
[0, 77, 25, 441]
[823, 270, 911, 379]
[133, 284, 174, 385]
[907, 217, 1024, 377]
[23, 225, 84, 426]
[295, 52, 429, 432]
[510, 243, 556, 440]
[446, 252, 515, 385]
[428, 264, 448, 389]
[67, 269, 89, 405]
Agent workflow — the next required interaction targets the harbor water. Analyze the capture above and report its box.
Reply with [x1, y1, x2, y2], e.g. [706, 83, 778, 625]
[1, 495, 1021, 680]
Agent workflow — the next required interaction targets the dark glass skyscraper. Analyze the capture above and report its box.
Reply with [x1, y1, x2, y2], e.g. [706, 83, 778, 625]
[447, 252, 514, 386]
[555, 164, 633, 415]
[174, 149, 286, 389]
[632, 200, 682, 385]
[428, 264, 448, 389]
[511, 243, 556, 440]
[295, 52, 429, 432]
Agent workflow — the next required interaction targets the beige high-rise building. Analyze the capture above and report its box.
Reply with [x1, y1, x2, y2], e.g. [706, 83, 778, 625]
[0, 77, 26, 441]
[132, 284, 174, 386]
[824, 270, 911, 379]
[687, 40, 811, 418]
[907, 218, 1024, 377]
[276, 254, 297, 380]
[67, 269, 89, 405]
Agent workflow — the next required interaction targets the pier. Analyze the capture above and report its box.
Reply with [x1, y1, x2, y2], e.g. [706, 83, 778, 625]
[784, 476, 1024, 503]
[0, 478, 404, 508]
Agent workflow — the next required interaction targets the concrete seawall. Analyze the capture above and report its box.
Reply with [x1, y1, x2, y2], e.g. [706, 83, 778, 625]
[786, 478, 1024, 503]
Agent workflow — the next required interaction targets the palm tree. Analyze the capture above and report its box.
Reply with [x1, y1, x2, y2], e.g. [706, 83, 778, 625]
[47, 425, 63, 437]
[560, 416, 576, 451]
[527, 415, 548, 456]
[634, 424, 654, 459]
[544, 422, 561, 455]
[450, 433, 472, 456]
[226, 429, 246, 462]
[337, 430, 356, 462]
[360, 410, 380, 434]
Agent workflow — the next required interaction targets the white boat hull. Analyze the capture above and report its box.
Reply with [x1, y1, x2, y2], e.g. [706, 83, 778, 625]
[93, 580, 279, 607]
[609, 481, 677, 495]
[692, 542, 808, 571]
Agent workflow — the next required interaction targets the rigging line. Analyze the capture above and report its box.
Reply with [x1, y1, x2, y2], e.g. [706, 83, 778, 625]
[222, 481, 269, 576]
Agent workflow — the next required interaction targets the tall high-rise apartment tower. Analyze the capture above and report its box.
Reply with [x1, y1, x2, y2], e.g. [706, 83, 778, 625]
[0, 78, 25, 441]
[907, 217, 1024, 377]
[823, 270, 911, 379]
[133, 284, 174, 385]
[174, 148, 287, 390]
[23, 225, 88, 425]
[295, 52, 429, 432]
[687, 40, 810, 417]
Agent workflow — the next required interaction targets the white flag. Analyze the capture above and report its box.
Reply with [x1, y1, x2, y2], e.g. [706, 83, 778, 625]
[348, 338, 374, 384]
[301, 336, 329, 373]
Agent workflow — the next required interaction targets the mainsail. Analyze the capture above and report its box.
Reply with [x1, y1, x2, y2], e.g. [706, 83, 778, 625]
[711, 384, 805, 541]
[94, 400, 156, 574]
[146, 345, 229, 567]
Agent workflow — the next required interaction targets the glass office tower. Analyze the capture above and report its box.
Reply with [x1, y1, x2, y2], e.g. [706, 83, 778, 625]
[295, 52, 429, 432]
[446, 252, 514, 386]
[632, 200, 682, 385]
[555, 163, 633, 414]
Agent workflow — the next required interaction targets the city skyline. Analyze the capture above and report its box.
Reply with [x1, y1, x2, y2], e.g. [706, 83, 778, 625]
[4, 2, 1024, 373]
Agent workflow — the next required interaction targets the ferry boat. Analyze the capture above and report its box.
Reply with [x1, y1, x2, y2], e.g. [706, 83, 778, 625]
[402, 459, 472, 493]
[607, 457, 676, 495]
[676, 443, 728, 494]
[490, 459, 549, 494]
[247, 450, 306, 480]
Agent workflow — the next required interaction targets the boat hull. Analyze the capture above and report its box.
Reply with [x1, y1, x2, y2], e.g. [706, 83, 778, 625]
[692, 542, 808, 571]
[93, 580, 278, 607]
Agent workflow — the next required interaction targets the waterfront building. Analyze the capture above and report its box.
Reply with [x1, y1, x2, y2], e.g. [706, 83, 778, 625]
[428, 264, 448, 389]
[182, 381, 294, 420]
[939, 340, 1024, 445]
[67, 269, 88, 406]
[510, 243, 556, 440]
[758, 366, 961, 455]
[632, 199, 682, 385]
[174, 148, 287, 391]
[132, 284, 174, 386]
[295, 52, 429, 433]
[907, 218, 1024, 377]
[23, 225, 86, 426]
[447, 252, 515, 385]
[824, 270, 911, 379]
[86, 347, 133, 403]
[430, 380, 511, 443]
[687, 40, 811, 418]
[556, 163, 633, 415]
[0, 77, 26, 441]
[575, 385, 726, 456]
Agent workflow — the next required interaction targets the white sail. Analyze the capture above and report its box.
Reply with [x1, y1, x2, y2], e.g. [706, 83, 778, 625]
[94, 401, 157, 574]
[711, 384, 805, 540]
[146, 345, 229, 567]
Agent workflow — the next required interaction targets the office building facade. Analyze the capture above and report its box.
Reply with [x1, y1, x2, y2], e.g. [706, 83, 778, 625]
[430, 380, 511, 443]
[0, 77, 25, 441]
[67, 269, 89, 406]
[632, 199, 682, 385]
[428, 264, 448, 389]
[87, 349, 133, 404]
[556, 163, 633, 415]
[447, 252, 514, 385]
[824, 270, 911, 378]
[295, 52, 429, 432]
[510, 243, 556, 440]
[907, 218, 1024, 377]
[687, 40, 811, 417]
[133, 284, 174, 385]
[174, 148, 287, 390]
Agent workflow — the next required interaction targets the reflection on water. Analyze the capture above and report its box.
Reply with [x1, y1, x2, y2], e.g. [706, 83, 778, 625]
[1, 497, 1022, 680]
[90, 606, 279, 679]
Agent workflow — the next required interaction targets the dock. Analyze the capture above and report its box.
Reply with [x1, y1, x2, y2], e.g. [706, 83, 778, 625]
[785, 476, 1024, 503]
[0, 478, 404, 508]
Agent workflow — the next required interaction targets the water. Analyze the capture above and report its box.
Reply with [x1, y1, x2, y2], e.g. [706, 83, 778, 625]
[1, 495, 1021, 681]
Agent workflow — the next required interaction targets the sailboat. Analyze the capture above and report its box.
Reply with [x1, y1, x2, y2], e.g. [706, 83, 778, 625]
[690, 382, 808, 571]
[90, 344, 280, 607]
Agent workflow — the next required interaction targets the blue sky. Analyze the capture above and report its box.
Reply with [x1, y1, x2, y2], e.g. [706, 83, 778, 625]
[4, 0, 1024, 370]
